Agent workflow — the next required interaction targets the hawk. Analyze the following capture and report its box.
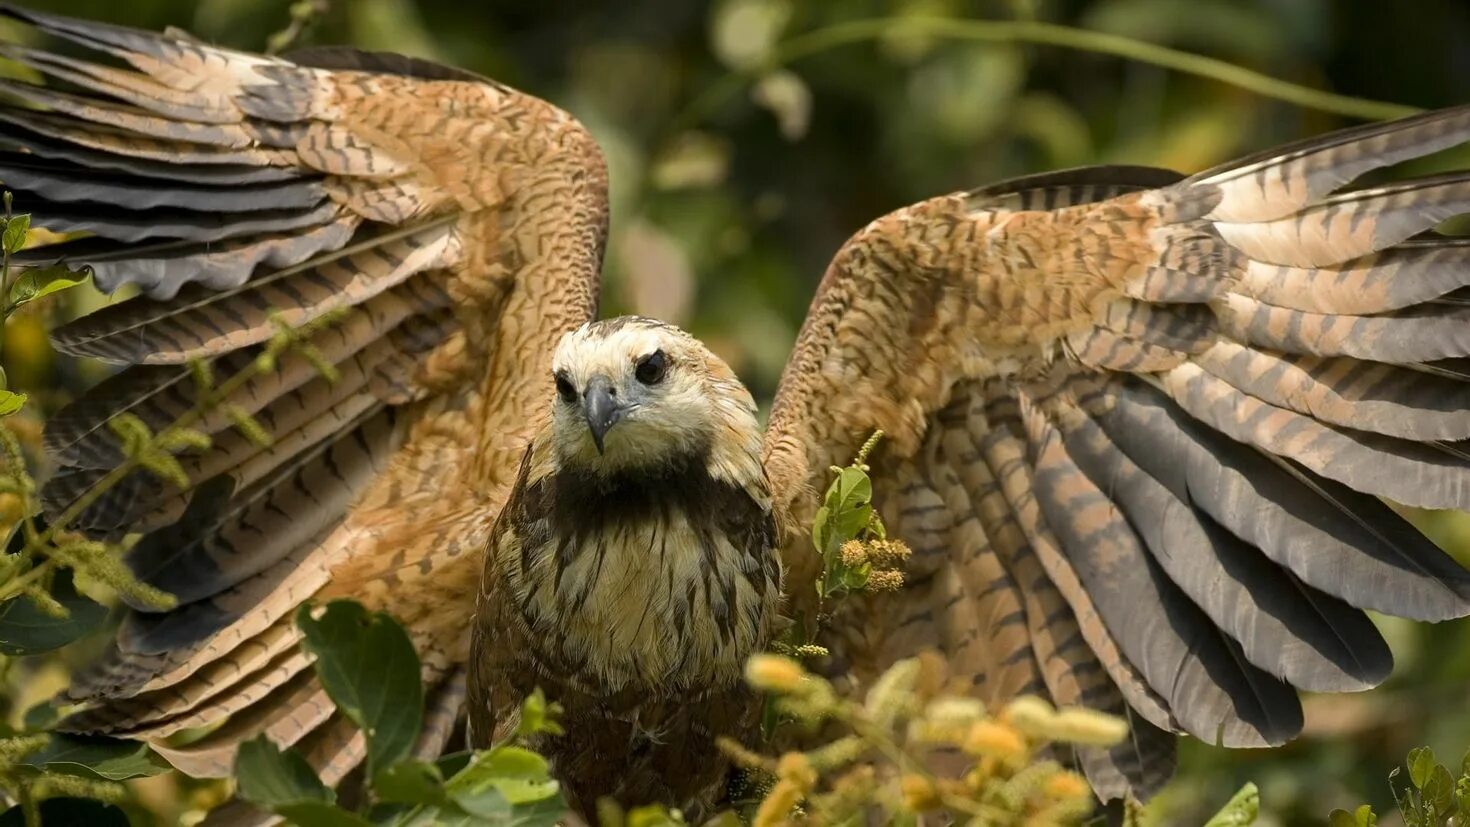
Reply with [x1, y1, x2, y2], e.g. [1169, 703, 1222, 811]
[7, 3, 1470, 820]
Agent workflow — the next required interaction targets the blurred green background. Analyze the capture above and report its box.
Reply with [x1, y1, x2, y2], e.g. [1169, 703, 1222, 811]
[8, 0, 1470, 824]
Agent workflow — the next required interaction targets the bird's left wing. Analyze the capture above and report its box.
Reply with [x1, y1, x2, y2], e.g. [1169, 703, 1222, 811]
[763, 109, 1470, 801]
[1, 4, 606, 789]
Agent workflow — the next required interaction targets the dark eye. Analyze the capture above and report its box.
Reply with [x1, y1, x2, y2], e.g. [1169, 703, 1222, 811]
[554, 372, 576, 404]
[635, 350, 667, 386]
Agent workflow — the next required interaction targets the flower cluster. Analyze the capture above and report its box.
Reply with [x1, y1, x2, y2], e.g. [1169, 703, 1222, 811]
[728, 652, 1125, 826]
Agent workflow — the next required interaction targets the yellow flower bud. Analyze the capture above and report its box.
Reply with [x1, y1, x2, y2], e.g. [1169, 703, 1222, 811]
[1041, 771, 1091, 801]
[926, 696, 985, 727]
[865, 569, 904, 592]
[839, 540, 869, 567]
[753, 779, 802, 827]
[776, 752, 817, 792]
[1049, 707, 1129, 746]
[899, 774, 940, 812]
[869, 539, 913, 566]
[745, 654, 806, 693]
[1001, 695, 1057, 738]
[963, 720, 1027, 760]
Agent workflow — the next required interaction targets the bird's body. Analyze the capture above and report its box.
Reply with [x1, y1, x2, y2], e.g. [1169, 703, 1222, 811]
[11, 5, 1470, 823]
[469, 319, 781, 814]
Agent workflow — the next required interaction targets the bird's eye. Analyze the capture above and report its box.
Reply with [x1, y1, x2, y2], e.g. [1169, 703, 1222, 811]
[635, 350, 668, 386]
[554, 372, 576, 404]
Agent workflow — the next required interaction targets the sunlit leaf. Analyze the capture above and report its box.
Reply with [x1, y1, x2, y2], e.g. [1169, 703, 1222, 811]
[752, 69, 811, 140]
[710, 0, 791, 70]
[1201, 782, 1258, 827]
[2, 213, 28, 256]
[1424, 763, 1455, 816]
[446, 746, 564, 814]
[651, 132, 731, 190]
[0, 390, 25, 417]
[296, 600, 423, 775]
[515, 687, 565, 737]
[8, 264, 89, 312]
[1409, 746, 1436, 790]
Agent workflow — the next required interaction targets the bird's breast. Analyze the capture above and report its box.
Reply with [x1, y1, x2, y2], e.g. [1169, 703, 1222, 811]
[493, 462, 781, 694]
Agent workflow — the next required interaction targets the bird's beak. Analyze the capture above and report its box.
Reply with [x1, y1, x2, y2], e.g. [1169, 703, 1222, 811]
[583, 375, 623, 455]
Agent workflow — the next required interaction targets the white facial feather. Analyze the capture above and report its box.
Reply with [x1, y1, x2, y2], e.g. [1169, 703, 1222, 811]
[548, 317, 764, 489]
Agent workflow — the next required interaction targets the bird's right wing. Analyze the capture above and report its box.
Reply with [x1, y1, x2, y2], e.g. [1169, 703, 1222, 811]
[1, 4, 607, 791]
[763, 107, 1470, 801]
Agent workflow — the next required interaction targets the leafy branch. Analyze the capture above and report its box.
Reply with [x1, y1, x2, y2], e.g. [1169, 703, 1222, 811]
[0, 308, 345, 618]
[675, 13, 1418, 134]
[235, 600, 569, 827]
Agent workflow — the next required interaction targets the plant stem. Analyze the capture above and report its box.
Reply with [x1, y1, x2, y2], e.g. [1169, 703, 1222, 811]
[31, 348, 272, 551]
[18, 783, 37, 827]
[0, 558, 54, 603]
[675, 16, 1420, 132]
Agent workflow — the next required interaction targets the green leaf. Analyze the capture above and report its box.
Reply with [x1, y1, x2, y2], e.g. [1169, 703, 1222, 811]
[0, 390, 25, 417]
[829, 467, 873, 517]
[451, 786, 514, 821]
[296, 600, 423, 775]
[446, 746, 564, 812]
[274, 801, 374, 827]
[515, 688, 564, 737]
[235, 736, 332, 809]
[375, 758, 445, 806]
[22, 700, 57, 730]
[21, 733, 171, 780]
[8, 264, 88, 312]
[1410, 747, 1436, 790]
[0, 798, 128, 827]
[2, 213, 29, 255]
[1201, 782, 1258, 827]
[1353, 804, 1377, 827]
[1327, 810, 1356, 827]
[810, 504, 830, 556]
[0, 569, 108, 655]
[832, 503, 872, 542]
[1425, 764, 1456, 815]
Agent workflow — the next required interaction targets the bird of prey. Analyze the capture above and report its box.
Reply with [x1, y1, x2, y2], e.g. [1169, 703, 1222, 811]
[8, 2, 1470, 821]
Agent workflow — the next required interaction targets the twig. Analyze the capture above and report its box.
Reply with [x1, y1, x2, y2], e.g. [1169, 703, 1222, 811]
[266, 0, 330, 55]
[674, 16, 1420, 133]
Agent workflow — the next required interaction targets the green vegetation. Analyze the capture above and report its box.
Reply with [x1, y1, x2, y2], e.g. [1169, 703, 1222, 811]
[1, 0, 1469, 824]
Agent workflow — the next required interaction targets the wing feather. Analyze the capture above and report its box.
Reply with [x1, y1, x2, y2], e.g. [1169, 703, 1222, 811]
[14, 6, 608, 794]
[768, 110, 1470, 802]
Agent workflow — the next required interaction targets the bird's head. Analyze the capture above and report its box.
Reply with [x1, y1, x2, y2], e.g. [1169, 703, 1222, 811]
[546, 316, 763, 482]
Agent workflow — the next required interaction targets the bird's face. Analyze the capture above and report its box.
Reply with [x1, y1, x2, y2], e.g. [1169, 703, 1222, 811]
[547, 317, 759, 475]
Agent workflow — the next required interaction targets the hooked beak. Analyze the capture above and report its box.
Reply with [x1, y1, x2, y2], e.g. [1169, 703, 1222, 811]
[583, 375, 624, 455]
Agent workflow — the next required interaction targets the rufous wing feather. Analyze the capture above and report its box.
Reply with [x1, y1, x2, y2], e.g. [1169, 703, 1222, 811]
[3, 3, 608, 809]
[765, 106, 1470, 800]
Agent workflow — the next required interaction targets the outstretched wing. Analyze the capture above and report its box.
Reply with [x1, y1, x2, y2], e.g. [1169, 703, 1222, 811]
[764, 108, 1470, 800]
[3, 4, 606, 789]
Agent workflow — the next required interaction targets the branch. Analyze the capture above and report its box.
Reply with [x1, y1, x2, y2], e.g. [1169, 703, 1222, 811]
[677, 16, 1420, 132]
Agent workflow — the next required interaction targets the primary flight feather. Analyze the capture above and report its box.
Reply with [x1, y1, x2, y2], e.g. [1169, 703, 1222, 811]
[7, 4, 1470, 821]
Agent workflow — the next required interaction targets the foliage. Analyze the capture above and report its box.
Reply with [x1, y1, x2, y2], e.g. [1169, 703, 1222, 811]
[6, 0, 1470, 823]
[235, 601, 568, 826]
[1328, 745, 1470, 827]
[809, 430, 908, 604]
[296, 601, 425, 777]
[729, 652, 1258, 827]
